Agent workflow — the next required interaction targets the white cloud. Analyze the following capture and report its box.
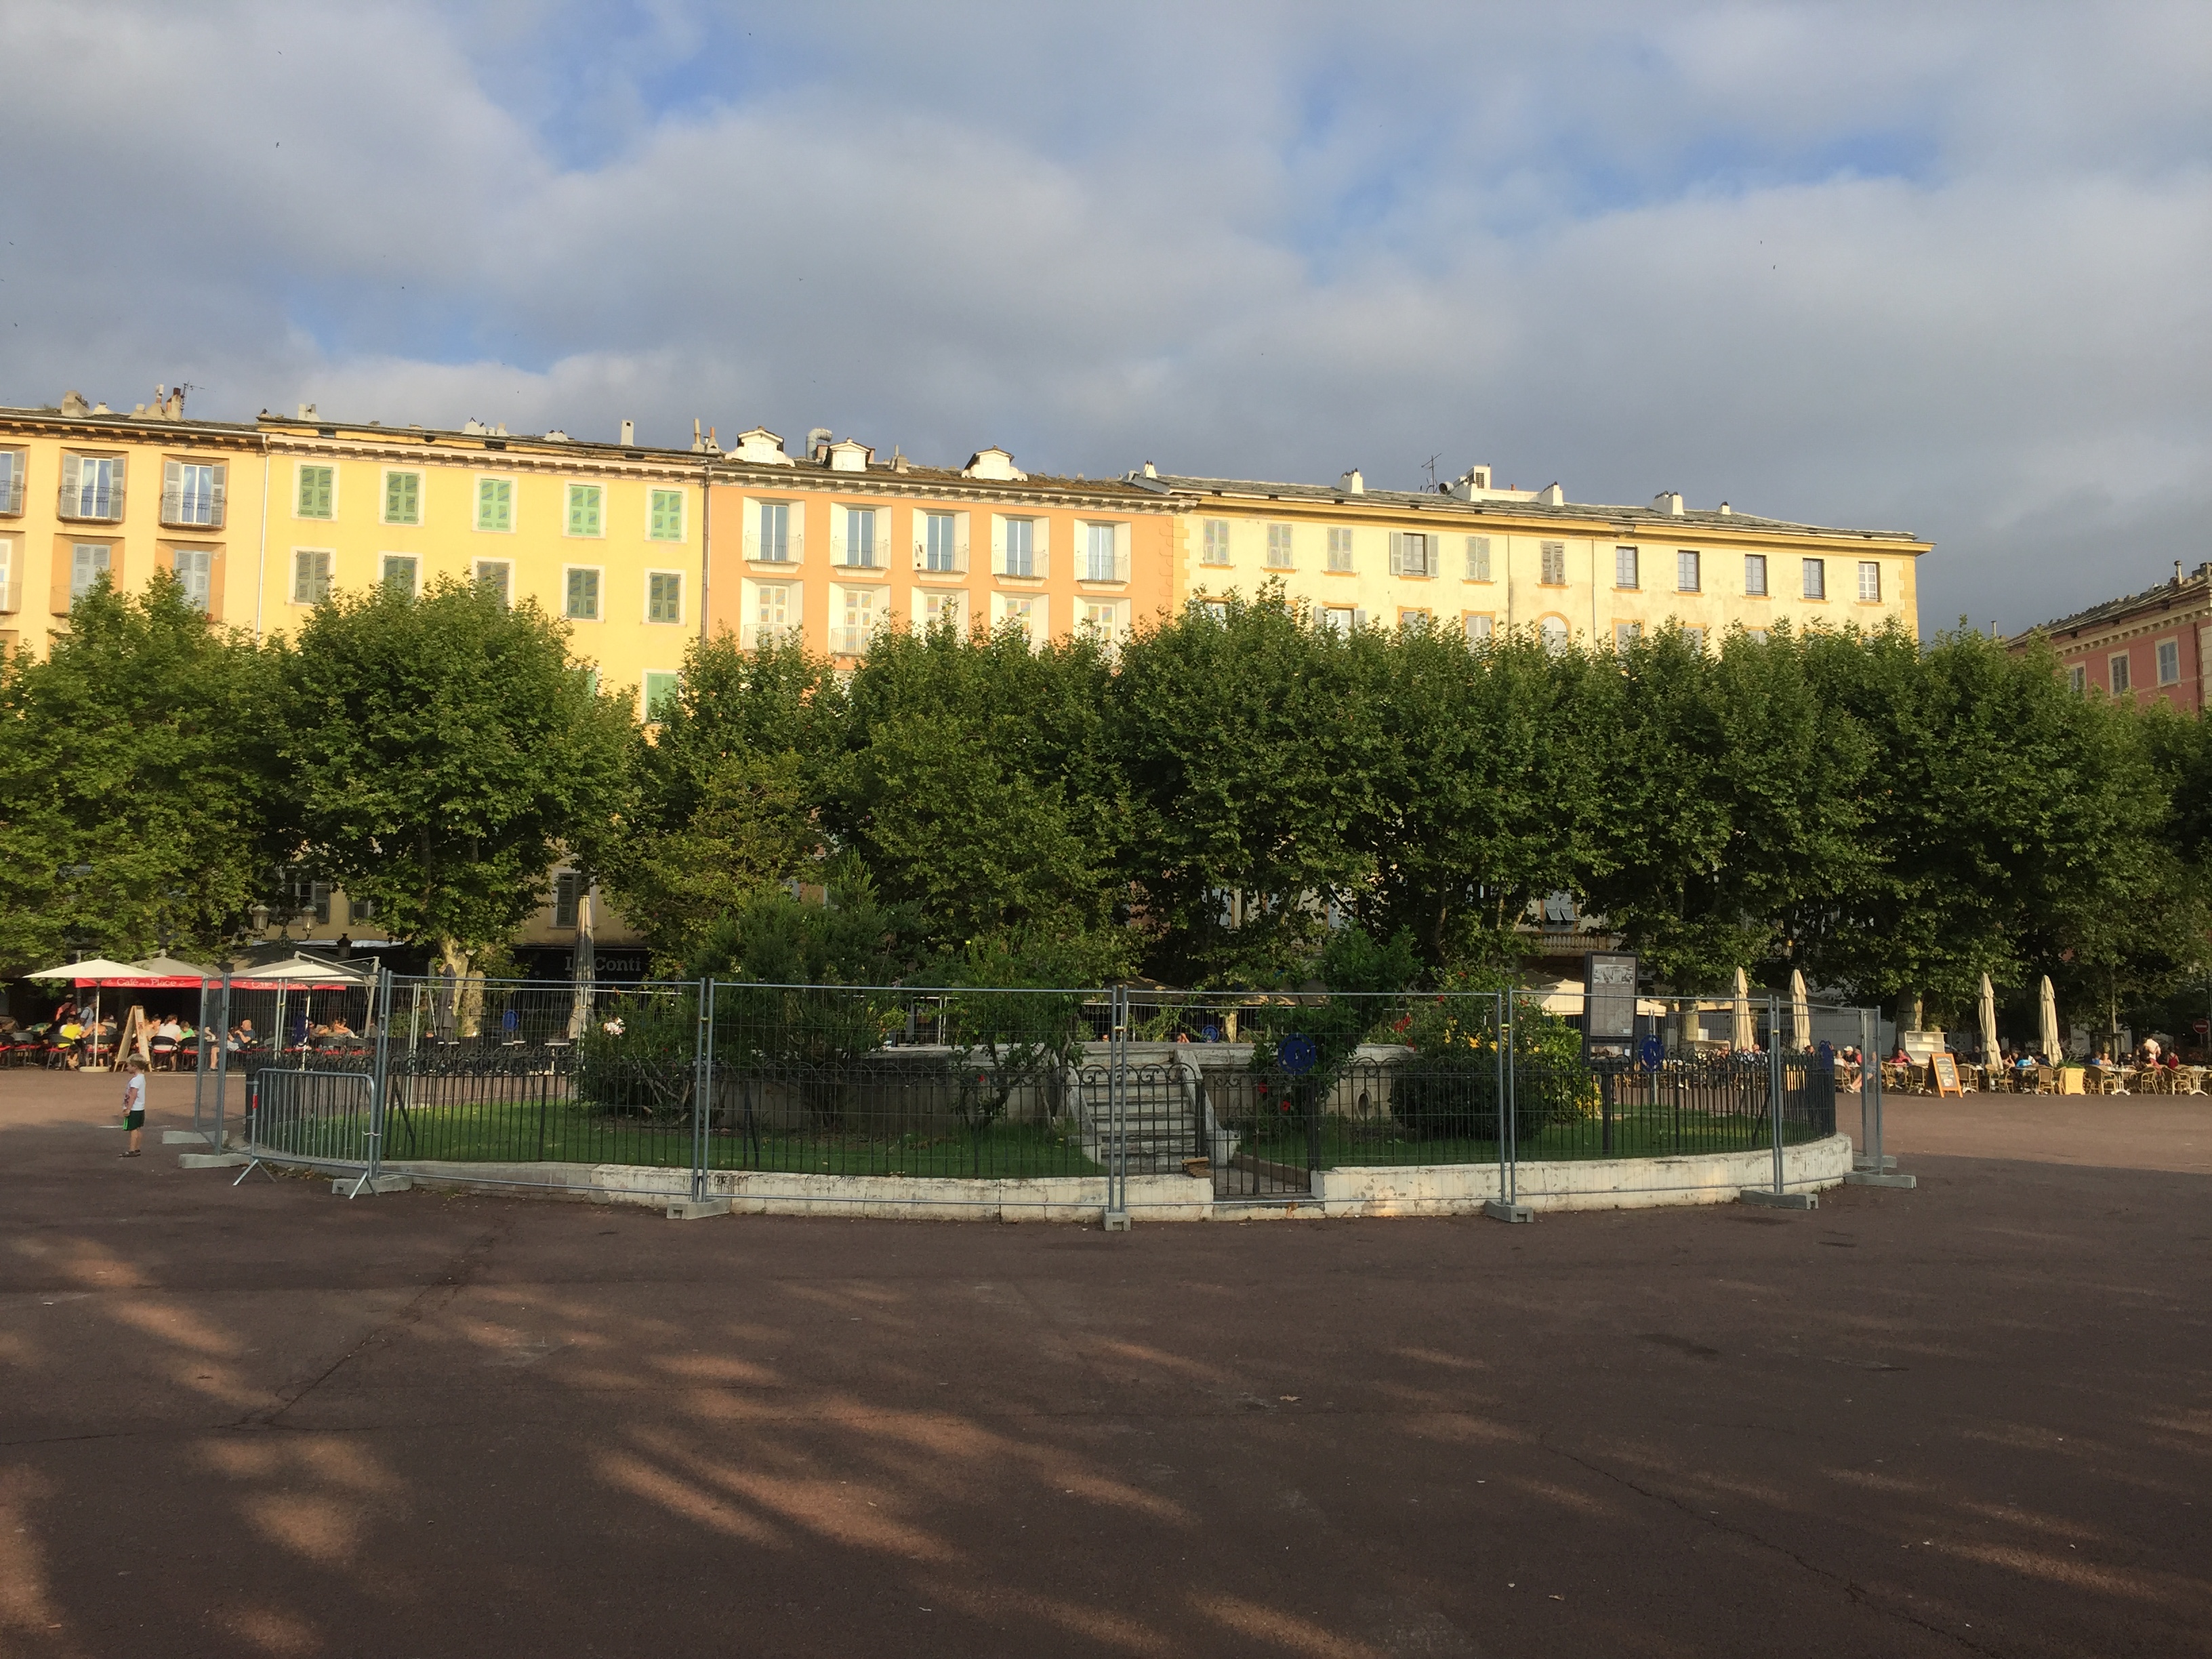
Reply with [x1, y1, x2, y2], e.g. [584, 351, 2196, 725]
[1, 0, 2208, 630]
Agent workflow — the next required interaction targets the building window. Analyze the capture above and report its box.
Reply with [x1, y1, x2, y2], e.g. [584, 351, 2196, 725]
[1858, 560, 1881, 602]
[1744, 554, 1768, 596]
[1746, 628, 1769, 645]
[1201, 519, 1230, 565]
[751, 583, 792, 645]
[2068, 664, 2087, 694]
[1677, 550, 1700, 593]
[382, 554, 418, 597]
[643, 672, 680, 721]
[1615, 546, 1639, 589]
[1803, 558, 1826, 600]
[924, 512, 960, 573]
[1615, 621, 1641, 650]
[1004, 518, 1036, 579]
[648, 488, 684, 541]
[1082, 599, 1125, 639]
[1322, 605, 1358, 634]
[475, 560, 510, 605]
[1540, 615, 1569, 653]
[161, 461, 224, 528]
[172, 547, 213, 612]
[62, 455, 125, 521]
[1465, 536, 1492, 581]
[1391, 533, 1432, 577]
[1539, 541, 1565, 586]
[475, 477, 512, 533]
[567, 567, 601, 620]
[384, 470, 422, 525]
[567, 483, 603, 538]
[292, 549, 332, 605]
[295, 464, 333, 520]
[2157, 638, 2181, 685]
[836, 586, 876, 654]
[1265, 523, 1293, 569]
[922, 590, 963, 632]
[1327, 527, 1355, 573]
[554, 872, 582, 929]
[0, 450, 22, 516]
[1465, 613, 1494, 643]
[998, 594, 1038, 642]
[1201, 599, 1229, 623]
[647, 571, 682, 624]
[68, 542, 110, 600]
[2109, 653, 2131, 695]
[1683, 626, 1705, 654]
[1399, 607, 1430, 630]
[840, 506, 877, 568]
[1084, 522, 1124, 582]
[757, 501, 791, 562]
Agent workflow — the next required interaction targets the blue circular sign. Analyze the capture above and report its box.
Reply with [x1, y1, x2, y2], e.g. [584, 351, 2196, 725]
[1639, 1034, 1664, 1070]
[1279, 1033, 1319, 1076]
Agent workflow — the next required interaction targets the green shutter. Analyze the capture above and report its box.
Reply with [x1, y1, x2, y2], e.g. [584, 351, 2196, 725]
[478, 477, 512, 532]
[385, 471, 419, 525]
[650, 489, 681, 541]
[298, 466, 333, 518]
[568, 484, 602, 537]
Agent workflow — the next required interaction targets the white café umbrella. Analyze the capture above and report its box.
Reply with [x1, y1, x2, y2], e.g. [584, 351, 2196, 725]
[1979, 972, 2001, 1063]
[1732, 966, 1754, 1051]
[26, 960, 155, 1067]
[2039, 976, 2062, 1063]
[1790, 968, 1811, 1052]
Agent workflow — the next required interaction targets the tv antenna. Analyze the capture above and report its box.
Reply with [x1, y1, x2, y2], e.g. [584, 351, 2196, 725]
[1421, 453, 1441, 489]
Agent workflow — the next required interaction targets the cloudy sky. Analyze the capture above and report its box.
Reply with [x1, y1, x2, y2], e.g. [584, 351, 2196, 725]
[2, 1, 2207, 633]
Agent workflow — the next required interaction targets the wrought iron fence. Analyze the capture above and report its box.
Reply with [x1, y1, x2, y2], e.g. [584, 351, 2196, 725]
[211, 972, 1864, 1214]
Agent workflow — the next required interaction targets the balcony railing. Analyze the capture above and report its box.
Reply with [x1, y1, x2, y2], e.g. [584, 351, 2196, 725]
[59, 484, 125, 523]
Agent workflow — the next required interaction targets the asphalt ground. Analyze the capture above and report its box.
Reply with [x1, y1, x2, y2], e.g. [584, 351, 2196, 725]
[3, 1069, 2208, 1659]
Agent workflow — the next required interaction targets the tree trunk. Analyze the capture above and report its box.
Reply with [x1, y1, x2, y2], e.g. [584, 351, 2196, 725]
[568, 884, 596, 1038]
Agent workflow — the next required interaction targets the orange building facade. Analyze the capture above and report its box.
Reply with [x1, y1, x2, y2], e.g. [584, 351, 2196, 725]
[702, 433, 1175, 659]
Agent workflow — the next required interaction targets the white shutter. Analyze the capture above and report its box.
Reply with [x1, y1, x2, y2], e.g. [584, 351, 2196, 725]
[828, 506, 846, 563]
[1032, 516, 1050, 579]
[1388, 531, 1404, 576]
[788, 502, 805, 564]
[0, 540, 13, 613]
[62, 454, 81, 514]
[210, 464, 227, 529]
[1352, 607, 1367, 630]
[741, 498, 760, 561]
[162, 459, 182, 525]
[991, 514, 1007, 575]
[1115, 523, 1130, 583]
[956, 510, 971, 573]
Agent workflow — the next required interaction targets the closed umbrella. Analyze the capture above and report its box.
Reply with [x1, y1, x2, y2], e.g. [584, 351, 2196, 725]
[1979, 972, 2001, 1063]
[2039, 976, 2062, 1063]
[1790, 968, 1811, 1052]
[1732, 966, 1754, 1051]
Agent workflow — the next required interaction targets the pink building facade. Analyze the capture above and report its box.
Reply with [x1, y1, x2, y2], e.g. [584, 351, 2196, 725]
[2015, 562, 2212, 714]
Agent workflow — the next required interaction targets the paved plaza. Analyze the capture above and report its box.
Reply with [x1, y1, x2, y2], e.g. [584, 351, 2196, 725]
[3, 1069, 2208, 1657]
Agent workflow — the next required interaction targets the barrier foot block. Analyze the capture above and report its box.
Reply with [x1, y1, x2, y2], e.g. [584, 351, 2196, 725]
[332, 1175, 413, 1196]
[179, 1152, 251, 1170]
[163, 1130, 212, 1146]
[1853, 1154, 1898, 1171]
[666, 1198, 732, 1221]
[1740, 1187, 1817, 1210]
[1482, 1200, 1534, 1223]
[1103, 1210, 1132, 1232]
[1843, 1170, 1917, 1189]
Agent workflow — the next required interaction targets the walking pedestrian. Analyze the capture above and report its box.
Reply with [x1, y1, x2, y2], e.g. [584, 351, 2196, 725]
[119, 1059, 147, 1157]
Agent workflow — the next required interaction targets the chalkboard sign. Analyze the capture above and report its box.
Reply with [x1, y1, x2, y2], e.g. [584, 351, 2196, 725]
[1929, 1054, 1965, 1097]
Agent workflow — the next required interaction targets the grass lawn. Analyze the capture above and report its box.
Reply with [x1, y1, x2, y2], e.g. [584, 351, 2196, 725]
[376, 1093, 1101, 1179]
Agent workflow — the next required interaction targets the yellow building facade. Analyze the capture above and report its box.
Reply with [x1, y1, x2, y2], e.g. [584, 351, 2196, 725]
[1149, 465, 1925, 644]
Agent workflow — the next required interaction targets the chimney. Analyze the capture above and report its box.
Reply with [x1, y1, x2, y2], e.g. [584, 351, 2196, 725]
[1538, 482, 1563, 506]
[1654, 491, 1685, 516]
[1340, 468, 1364, 495]
[808, 427, 833, 462]
[61, 390, 90, 417]
[619, 418, 635, 446]
[298, 403, 316, 420]
[1142, 460, 1158, 479]
[2177, 560, 2185, 587]
[1717, 501, 1732, 516]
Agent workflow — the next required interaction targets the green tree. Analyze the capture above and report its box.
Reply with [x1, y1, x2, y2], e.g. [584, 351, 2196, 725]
[827, 620, 1130, 960]
[602, 632, 840, 970]
[1113, 588, 1385, 985]
[279, 575, 630, 975]
[0, 574, 283, 966]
